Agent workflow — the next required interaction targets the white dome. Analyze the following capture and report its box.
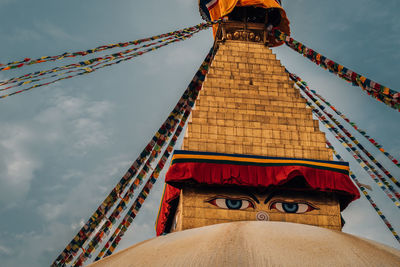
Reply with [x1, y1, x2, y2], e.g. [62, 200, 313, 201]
[89, 221, 400, 267]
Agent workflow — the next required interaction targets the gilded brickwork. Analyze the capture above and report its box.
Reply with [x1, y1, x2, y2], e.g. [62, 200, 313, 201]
[182, 40, 332, 160]
[172, 40, 340, 233]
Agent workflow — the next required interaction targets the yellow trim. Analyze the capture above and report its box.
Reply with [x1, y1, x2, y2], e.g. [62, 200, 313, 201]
[172, 154, 349, 171]
[155, 183, 168, 230]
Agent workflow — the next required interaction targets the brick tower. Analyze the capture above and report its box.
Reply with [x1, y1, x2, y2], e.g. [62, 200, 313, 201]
[183, 41, 332, 161]
[155, 3, 359, 236]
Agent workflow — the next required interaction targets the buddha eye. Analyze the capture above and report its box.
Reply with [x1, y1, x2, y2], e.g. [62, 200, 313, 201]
[269, 201, 317, 214]
[207, 197, 255, 210]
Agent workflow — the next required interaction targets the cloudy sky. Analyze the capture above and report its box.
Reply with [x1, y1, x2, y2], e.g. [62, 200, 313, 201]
[0, 0, 399, 266]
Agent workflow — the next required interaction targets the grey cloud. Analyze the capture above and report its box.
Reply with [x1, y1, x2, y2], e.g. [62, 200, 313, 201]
[0, 1, 399, 267]
[0, 124, 41, 209]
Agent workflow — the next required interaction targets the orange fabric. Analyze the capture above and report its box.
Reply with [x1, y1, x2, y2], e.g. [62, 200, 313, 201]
[209, 0, 283, 19]
[209, 0, 290, 46]
[237, 0, 282, 9]
[208, 0, 238, 20]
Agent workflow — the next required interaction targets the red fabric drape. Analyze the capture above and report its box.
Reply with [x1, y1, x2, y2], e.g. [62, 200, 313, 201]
[155, 155, 360, 235]
[156, 184, 180, 236]
[166, 162, 358, 196]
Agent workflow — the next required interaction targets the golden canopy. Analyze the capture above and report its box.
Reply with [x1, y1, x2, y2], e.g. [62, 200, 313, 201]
[201, 0, 290, 46]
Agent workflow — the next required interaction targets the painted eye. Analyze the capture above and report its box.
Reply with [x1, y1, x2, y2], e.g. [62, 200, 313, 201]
[270, 201, 317, 214]
[207, 197, 255, 210]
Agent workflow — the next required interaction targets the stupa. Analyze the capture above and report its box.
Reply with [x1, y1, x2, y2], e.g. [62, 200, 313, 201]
[89, 1, 400, 266]
[156, 0, 358, 235]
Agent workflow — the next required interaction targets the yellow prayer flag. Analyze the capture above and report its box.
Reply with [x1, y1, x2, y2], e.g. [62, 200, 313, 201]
[383, 87, 390, 95]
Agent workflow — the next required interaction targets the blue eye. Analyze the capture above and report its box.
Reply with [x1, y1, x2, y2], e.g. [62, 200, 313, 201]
[225, 199, 242, 210]
[270, 201, 317, 214]
[207, 197, 255, 210]
[282, 203, 298, 213]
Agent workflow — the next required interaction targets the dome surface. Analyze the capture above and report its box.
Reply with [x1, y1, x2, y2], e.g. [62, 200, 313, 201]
[89, 221, 400, 267]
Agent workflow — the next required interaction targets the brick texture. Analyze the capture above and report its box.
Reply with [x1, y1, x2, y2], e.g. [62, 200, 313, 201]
[182, 40, 332, 160]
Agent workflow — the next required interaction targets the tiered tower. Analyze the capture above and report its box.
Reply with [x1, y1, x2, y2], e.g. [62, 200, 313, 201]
[87, 3, 400, 267]
[160, 37, 348, 234]
[155, 2, 359, 236]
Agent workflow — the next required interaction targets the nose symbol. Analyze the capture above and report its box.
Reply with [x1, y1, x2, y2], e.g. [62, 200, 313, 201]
[256, 211, 269, 221]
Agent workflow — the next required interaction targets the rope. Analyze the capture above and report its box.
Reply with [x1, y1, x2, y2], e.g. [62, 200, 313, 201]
[303, 100, 400, 208]
[288, 71, 400, 190]
[272, 29, 400, 111]
[327, 141, 400, 244]
[290, 73, 399, 168]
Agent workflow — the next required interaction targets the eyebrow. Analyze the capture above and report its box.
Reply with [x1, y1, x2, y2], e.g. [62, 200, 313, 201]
[264, 190, 316, 204]
[236, 189, 260, 204]
[264, 190, 280, 204]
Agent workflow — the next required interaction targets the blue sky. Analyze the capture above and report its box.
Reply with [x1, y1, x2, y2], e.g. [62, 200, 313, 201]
[0, 0, 399, 266]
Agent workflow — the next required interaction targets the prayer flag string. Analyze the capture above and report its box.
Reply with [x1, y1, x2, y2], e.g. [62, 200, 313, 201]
[71, 110, 184, 266]
[52, 102, 184, 267]
[92, 46, 217, 264]
[303, 100, 400, 208]
[271, 29, 400, 111]
[51, 45, 217, 266]
[1, 21, 218, 100]
[0, 36, 190, 99]
[288, 71, 400, 189]
[289, 73, 399, 168]
[1, 38, 185, 100]
[0, 20, 217, 90]
[0, 21, 219, 71]
[51, 57, 196, 266]
[73, 88, 195, 265]
[94, 109, 190, 265]
[327, 141, 400, 244]
[0, 35, 184, 91]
